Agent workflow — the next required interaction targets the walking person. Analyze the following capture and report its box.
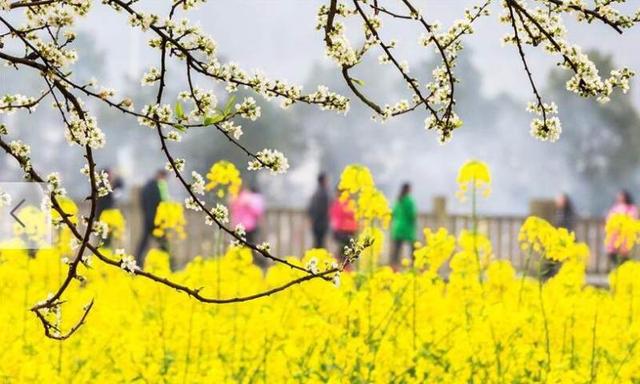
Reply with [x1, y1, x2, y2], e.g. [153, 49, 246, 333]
[606, 190, 638, 268]
[230, 184, 266, 268]
[135, 170, 169, 267]
[390, 183, 417, 270]
[329, 194, 358, 266]
[307, 173, 330, 249]
[543, 193, 576, 279]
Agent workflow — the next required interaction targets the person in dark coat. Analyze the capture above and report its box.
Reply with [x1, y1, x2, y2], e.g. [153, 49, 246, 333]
[307, 173, 330, 249]
[543, 193, 577, 279]
[135, 170, 169, 267]
[553, 193, 576, 232]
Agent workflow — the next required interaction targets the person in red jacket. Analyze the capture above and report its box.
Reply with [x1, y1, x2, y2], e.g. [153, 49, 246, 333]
[330, 196, 358, 264]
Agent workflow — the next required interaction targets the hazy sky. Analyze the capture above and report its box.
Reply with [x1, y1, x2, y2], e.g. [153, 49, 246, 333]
[78, 0, 640, 104]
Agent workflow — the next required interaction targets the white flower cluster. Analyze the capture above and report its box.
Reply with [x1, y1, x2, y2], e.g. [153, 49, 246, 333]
[305, 257, 341, 285]
[500, 1, 638, 132]
[0, 188, 11, 208]
[98, 87, 116, 100]
[235, 97, 261, 121]
[139, 104, 172, 128]
[166, 131, 181, 142]
[343, 234, 375, 263]
[210, 203, 229, 225]
[205, 61, 349, 112]
[178, 88, 218, 121]
[31, 37, 78, 68]
[141, 67, 161, 86]
[305, 85, 350, 114]
[185, 196, 203, 211]
[306, 257, 320, 274]
[120, 97, 134, 111]
[550, 0, 640, 30]
[332, 273, 341, 288]
[530, 117, 562, 142]
[256, 242, 271, 253]
[317, 0, 488, 142]
[118, 250, 138, 275]
[317, 2, 359, 67]
[34, 293, 63, 336]
[248, 149, 289, 174]
[527, 102, 562, 142]
[234, 223, 246, 240]
[190, 171, 205, 195]
[9, 140, 32, 174]
[219, 121, 243, 140]
[157, 17, 218, 58]
[91, 220, 109, 240]
[128, 12, 159, 32]
[0, 94, 37, 114]
[97, 169, 112, 197]
[65, 115, 105, 149]
[24, 0, 91, 28]
[424, 112, 463, 144]
[173, 0, 207, 12]
[46, 173, 67, 197]
[79, 166, 110, 197]
[107, 3, 350, 177]
[130, 7, 350, 113]
[166, 158, 185, 172]
[379, 100, 411, 121]
[419, 5, 488, 142]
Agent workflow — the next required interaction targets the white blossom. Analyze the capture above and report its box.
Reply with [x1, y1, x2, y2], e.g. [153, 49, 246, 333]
[248, 149, 289, 174]
[118, 251, 137, 275]
[191, 171, 205, 195]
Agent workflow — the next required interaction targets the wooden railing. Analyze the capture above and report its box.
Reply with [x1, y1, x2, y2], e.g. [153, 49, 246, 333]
[110, 202, 611, 274]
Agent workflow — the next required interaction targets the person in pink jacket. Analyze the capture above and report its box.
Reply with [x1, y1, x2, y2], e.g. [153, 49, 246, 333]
[606, 190, 638, 267]
[230, 185, 266, 266]
[330, 197, 358, 265]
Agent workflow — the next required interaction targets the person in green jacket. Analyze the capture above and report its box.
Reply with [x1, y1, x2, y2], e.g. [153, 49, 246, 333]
[390, 182, 417, 269]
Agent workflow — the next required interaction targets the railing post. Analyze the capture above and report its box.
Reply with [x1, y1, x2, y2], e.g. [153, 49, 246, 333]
[127, 186, 142, 255]
[528, 199, 555, 222]
[433, 195, 448, 230]
[527, 198, 555, 274]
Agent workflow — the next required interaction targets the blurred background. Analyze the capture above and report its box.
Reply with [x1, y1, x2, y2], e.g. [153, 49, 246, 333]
[1, 0, 640, 217]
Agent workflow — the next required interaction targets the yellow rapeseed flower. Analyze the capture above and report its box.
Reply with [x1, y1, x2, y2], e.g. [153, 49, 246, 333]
[153, 201, 186, 239]
[413, 228, 455, 271]
[338, 164, 391, 228]
[605, 212, 640, 252]
[456, 160, 491, 202]
[519, 216, 585, 263]
[51, 196, 78, 225]
[4, 160, 640, 383]
[205, 160, 242, 198]
[99, 208, 126, 240]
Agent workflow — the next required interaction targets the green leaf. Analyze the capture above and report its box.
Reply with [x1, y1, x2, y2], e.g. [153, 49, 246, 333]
[175, 102, 185, 119]
[174, 124, 187, 132]
[203, 114, 224, 126]
[351, 78, 365, 86]
[223, 95, 236, 115]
